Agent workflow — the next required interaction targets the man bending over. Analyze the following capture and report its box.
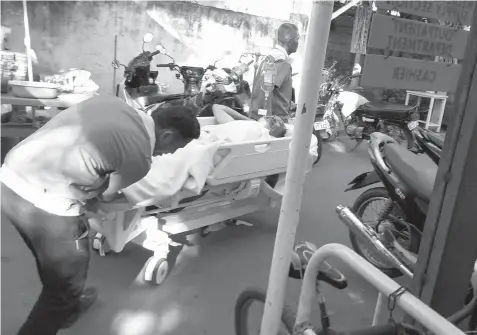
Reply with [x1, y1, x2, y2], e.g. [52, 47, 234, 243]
[0, 95, 200, 335]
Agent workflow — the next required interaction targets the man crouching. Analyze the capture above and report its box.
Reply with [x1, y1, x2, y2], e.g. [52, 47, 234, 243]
[0, 95, 200, 335]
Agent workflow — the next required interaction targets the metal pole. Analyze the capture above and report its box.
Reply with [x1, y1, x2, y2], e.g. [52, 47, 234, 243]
[351, 53, 363, 87]
[410, 5, 477, 318]
[259, 2, 334, 334]
[113, 35, 118, 95]
[22, 0, 33, 82]
[331, 0, 360, 20]
[372, 292, 387, 326]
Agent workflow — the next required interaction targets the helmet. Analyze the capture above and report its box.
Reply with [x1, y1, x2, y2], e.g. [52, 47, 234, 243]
[259, 115, 286, 138]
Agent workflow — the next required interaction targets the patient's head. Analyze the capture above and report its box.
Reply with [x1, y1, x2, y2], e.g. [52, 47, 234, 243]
[150, 106, 201, 155]
[259, 115, 286, 138]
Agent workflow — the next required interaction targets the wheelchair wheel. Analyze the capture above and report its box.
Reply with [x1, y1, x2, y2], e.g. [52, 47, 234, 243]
[234, 287, 295, 335]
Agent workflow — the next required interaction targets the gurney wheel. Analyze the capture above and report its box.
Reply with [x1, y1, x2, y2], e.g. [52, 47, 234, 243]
[92, 233, 110, 256]
[200, 227, 211, 237]
[144, 256, 169, 285]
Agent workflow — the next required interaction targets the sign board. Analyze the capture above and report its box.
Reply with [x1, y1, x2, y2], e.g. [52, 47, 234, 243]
[368, 14, 470, 59]
[361, 55, 462, 92]
[350, 6, 372, 54]
[376, 1, 475, 26]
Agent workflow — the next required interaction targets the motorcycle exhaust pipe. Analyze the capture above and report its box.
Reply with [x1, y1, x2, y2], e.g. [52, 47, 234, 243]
[336, 205, 413, 278]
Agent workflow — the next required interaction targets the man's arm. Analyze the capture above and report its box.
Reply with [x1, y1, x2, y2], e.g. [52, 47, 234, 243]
[97, 146, 151, 203]
[274, 61, 292, 89]
[98, 172, 126, 202]
[212, 104, 252, 123]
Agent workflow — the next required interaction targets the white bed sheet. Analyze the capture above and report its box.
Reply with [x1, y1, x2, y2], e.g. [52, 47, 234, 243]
[121, 121, 318, 207]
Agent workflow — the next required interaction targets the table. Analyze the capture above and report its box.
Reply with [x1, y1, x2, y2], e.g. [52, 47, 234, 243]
[1, 93, 90, 163]
[405, 90, 448, 133]
[1, 93, 86, 138]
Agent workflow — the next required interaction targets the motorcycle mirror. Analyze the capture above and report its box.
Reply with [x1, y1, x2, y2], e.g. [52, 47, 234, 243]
[143, 32, 154, 43]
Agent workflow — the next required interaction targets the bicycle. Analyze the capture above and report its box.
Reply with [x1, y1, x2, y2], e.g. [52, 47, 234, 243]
[235, 243, 477, 335]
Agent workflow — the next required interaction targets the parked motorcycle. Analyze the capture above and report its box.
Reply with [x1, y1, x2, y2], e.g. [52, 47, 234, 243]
[113, 32, 252, 116]
[197, 55, 254, 117]
[341, 132, 468, 279]
[112, 33, 185, 113]
[338, 132, 475, 316]
[314, 75, 420, 150]
[340, 132, 432, 277]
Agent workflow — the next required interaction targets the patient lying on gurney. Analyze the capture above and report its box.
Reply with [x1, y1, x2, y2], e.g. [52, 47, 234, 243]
[116, 104, 318, 208]
[200, 104, 286, 142]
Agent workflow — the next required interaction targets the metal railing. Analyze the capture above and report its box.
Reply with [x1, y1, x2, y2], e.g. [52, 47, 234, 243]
[295, 243, 466, 335]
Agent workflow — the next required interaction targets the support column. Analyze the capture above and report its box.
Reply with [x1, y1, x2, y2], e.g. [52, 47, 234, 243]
[410, 6, 477, 317]
[259, 2, 333, 334]
[351, 53, 363, 86]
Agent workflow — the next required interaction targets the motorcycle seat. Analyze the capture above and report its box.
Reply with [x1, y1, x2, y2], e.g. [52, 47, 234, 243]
[384, 142, 437, 202]
[358, 102, 416, 120]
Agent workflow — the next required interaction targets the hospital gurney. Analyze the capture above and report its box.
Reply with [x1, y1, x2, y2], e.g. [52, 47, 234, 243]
[87, 117, 313, 286]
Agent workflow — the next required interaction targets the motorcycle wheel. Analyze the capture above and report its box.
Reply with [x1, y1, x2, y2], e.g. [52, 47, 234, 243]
[349, 187, 420, 278]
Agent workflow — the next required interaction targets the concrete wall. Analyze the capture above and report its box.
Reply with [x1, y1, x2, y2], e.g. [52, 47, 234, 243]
[1, 1, 354, 98]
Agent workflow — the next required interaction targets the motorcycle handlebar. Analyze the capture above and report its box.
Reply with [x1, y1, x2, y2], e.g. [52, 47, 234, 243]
[150, 50, 161, 57]
[156, 63, 175, 69]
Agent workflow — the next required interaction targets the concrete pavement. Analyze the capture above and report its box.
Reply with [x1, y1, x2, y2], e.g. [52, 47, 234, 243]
[2, 139, 394, 335]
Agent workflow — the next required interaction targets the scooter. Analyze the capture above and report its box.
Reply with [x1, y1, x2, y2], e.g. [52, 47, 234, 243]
[314, 75, 420, 150]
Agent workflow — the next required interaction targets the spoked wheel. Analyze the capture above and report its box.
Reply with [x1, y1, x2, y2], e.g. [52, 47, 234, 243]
[349, 187, 420, 278]
[382, 124, 413, 149]
[235, 287, 295, 335]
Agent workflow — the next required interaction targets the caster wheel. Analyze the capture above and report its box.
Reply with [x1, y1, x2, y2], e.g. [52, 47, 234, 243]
[144, 257, 169, 285]
[92, 233, 110, 256]
[225, 219, 238, 227]
[201, 227, 211, 237]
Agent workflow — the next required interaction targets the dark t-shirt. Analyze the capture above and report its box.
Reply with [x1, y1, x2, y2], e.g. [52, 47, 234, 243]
[3, 94, 153, 201]
[250, 49, 293, 121]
